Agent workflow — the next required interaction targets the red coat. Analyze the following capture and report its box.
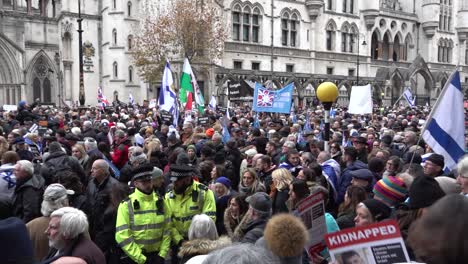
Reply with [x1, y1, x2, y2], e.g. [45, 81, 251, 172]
[112, 144, 129, 169]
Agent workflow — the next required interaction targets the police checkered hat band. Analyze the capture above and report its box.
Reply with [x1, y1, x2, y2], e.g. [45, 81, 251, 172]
[170, 164, 193, 179]
[133, 171, 153, 181]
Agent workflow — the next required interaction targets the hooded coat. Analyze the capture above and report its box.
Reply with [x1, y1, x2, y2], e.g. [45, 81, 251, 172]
[337, 160, 368, 204]
[177, 236, 232, 264]
[13, 174, 44, 223]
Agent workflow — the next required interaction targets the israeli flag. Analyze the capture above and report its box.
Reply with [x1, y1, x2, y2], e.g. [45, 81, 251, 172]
[422, 70, 465, 170]
[209, 95, 217, 110]
[403, 88, 416, 108]
[128, 93, 134, 106]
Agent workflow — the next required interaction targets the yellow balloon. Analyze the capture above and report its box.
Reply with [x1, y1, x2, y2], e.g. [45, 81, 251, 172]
[316, 82, 338, 102]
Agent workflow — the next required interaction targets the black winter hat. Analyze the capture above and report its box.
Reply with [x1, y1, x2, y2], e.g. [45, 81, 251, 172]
[425, 153, 445, 168]
[407, 176, 445, 209]
[0, 217, 35, 264]
[361, 199, 391, 222]
[368, 158, 385, 173]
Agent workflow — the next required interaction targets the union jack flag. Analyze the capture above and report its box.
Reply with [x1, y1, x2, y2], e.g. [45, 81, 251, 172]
[97, 87, 109, 108]
[256, 88, 274, 107]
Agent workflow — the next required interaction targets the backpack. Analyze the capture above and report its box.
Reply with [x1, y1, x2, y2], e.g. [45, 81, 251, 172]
[43, 156, 74, 185]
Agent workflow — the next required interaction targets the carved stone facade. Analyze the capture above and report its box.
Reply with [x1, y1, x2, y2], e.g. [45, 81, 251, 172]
[0, 0, 144, 106]
[215, 0, 468, 107]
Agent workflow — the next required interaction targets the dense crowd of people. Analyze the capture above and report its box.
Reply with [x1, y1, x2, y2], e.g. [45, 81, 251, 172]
[1, 99, 468, 264]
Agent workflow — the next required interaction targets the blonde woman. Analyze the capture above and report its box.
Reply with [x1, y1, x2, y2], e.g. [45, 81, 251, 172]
[271, 168, 294, 214]
[238, 168, 265, 197]
[144, 138, 167, 169]
[0, 136, 9, 158]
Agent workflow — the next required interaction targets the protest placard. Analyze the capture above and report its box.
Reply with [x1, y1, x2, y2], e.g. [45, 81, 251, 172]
[160, 113, 173, 123]
[297, 191, 327, 261]
[3, 105, 17, 112]
[325, 220, 410, 264]
[198, 117, 209, 126]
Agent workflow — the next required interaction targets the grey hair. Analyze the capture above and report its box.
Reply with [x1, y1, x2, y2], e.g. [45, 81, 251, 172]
[41, 196, 69, 217]
[203, 243, 280, 264]
[17, 160, 34, 176]
[84, 137, 97, 151]
[283, 141, 296, 149]
[188, 214, 219, 241]
[457, 155, 468, 178]
[83, 120, 92, 128]
[212, 132, 222, 141]
[50, 207, 88, 239]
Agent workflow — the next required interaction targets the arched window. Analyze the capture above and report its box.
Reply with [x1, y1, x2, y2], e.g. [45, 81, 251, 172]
[437, 38, 453, 63]
[112, 29, 117, 45]
[439, 1, 452, 31]
[252, 8, 261, 43]
[281, 13, 289, 46]
[326, 20, 336, 51]
[232, 5, 241, 41]
[113, 62, 118, 78]
[341, 24, 350, 52]
[128, 66, 133, 83]
[127, 1, 132, 16]
[371, 30, 380, 59]
[232, 4, 262, 43]
[243, 7, 251, 41]
[393, 35, 401, 62]
[127, 35, 133, 50]
[63, 32, 72, 60]
[290, 14, 298, 47]
[281, 12, 299, 47]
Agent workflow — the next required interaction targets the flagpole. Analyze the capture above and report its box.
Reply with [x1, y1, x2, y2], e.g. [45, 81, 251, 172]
[407, 69, 459, 171]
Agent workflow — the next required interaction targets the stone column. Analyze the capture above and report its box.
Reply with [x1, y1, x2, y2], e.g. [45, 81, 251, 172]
[16, 85, 21, 103]
[64, 61, 73, 101]
[388, 42, 394, 61]
[27, 0, 32, 15]
[378, 41, 383, 60]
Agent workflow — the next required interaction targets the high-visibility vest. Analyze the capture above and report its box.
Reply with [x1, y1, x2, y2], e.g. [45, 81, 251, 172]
[115, 188, 171, 264]
[165, 181, 216, 244]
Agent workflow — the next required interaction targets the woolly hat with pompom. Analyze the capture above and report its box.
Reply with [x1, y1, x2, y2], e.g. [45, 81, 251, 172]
[262, 214, 309, 258]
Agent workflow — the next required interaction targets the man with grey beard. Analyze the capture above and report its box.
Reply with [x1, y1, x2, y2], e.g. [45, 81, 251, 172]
[44, 207, 105, 263]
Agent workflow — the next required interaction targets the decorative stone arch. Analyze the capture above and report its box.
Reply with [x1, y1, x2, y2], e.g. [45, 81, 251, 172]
[340, 21, 351, 32]
[326, 19, 338, 30]
[371, 82, 384, 104]
[389, 68, 405, 100]
[382, 30, 392, 60]
[279, 7, 293, 17]
[350, 22, 359, 33]
[290, 9, 302, 21]
[230, 0, 243, 10]
[337, 80, 352, 97]
[61, 20, 74, 40]
[370, 29, 381, 59]
[0, 34, 23, 104]
[26, 50, 58, 103]
[252, 3, 265, 14]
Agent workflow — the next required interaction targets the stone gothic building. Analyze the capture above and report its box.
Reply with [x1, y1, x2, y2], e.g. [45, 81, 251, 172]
[214, 0, 468, 107]
[0, 0, 467, 107]
[0, 0, 144, 106]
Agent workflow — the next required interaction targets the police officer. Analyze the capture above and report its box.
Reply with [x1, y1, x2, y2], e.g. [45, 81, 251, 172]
[115, 164, 170, 264]
[165, 164, 216, 264]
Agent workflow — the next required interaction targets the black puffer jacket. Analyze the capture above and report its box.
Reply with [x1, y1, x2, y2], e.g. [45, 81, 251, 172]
[13, 175, 44, 222]
[40, 151, 86, 186]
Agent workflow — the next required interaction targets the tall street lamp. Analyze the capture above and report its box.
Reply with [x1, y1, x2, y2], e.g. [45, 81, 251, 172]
[316, 82, 338, 152]
[78, 0, 85, 106]
[54, 52, 63, 108]
[355, 33, 367, 85]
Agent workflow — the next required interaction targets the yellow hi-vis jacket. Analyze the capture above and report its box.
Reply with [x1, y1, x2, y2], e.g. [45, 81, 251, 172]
[115, 188, 171, 264]
[165, 181, 216, 244]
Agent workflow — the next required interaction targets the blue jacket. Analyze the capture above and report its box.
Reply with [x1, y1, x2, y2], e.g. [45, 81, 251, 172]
[337, 160, 368, 204]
